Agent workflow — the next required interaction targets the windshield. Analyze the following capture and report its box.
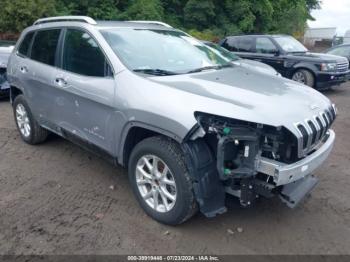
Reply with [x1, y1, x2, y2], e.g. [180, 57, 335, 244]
[274, 36, 307, 53]
[203, 42, 240, 61]
[101, 28, 232, 74]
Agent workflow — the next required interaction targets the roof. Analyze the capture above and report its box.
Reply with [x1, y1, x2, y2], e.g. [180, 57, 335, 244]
[32, 16, 174, 31]
[225, 34, 290, 38]
[95, 21, 174, 30]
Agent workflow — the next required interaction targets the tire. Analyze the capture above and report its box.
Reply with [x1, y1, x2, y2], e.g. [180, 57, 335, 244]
[128, 136, 197, 225]
[292, 69, 315, 87]
[13, 95, 48, 145]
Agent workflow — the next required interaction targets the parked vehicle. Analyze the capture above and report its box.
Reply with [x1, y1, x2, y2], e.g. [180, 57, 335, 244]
[8, 17, 337, 225]
[202, 41, 281, 76]
[325, 44, 350, 63]
[0, 41, 15, 97]
[219, 34, 350, 89]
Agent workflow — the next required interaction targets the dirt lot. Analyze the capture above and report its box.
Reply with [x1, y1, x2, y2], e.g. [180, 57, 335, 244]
[0, 84, 350, 256]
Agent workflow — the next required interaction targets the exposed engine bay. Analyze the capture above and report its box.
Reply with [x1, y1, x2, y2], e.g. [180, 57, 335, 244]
[183, 112, 334, 217]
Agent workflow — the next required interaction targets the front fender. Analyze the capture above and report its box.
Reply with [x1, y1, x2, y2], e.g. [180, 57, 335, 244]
[287, 62, 318, 78]
[116, 115, 194, 166]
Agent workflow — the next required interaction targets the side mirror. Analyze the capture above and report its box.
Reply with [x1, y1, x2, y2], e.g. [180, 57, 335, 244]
[274, 50, 280, 56]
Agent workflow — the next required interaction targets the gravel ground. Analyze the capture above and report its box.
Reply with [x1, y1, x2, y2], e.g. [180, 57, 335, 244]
[0, 84, 350, 255]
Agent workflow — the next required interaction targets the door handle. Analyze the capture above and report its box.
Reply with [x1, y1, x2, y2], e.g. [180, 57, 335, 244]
[20, 66, 28, 73]
[55, 77, 68, 87]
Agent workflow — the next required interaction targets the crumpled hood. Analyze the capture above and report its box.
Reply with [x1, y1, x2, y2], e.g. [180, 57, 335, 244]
[150, 66, 332, 130]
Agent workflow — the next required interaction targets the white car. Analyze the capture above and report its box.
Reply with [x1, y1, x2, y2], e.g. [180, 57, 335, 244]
[0, 42, 15, 97]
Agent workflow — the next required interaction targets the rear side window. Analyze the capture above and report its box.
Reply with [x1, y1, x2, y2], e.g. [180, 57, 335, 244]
[222, 36, 254, 52]
[222, 37, 239, 52]
[238, 37, 254, 52]
[31, 29, 61, 66]
[62, 29, 107, 77]
[18, 32, 34, 57]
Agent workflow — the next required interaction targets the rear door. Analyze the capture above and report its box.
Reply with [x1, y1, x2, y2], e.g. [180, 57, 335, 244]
[223, 36, 255, 59]
[10, 31, 35, 100]
[25, 29, 62, 124]
[53, 28, 116, 154]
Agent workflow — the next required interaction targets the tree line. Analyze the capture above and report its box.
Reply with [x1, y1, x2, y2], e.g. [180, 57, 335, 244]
[0, 0, 320, 40]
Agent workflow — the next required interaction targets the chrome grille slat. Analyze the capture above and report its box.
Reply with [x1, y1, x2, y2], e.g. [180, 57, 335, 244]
[313, 116, 322, 142]
[304, 121, 314, 149]
[295, 106, 336, 158]
[336, 61, 349, 72]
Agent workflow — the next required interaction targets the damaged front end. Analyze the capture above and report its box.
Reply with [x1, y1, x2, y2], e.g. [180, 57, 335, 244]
[183, 112, 335, 217]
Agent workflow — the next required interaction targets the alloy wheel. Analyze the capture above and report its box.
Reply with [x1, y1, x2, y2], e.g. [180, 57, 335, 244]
[15, 103, 31, 138]
[135, 155, 177, 213]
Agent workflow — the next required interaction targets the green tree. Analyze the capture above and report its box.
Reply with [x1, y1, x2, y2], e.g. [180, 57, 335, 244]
[0, 0, 56, 33]
[122, 0, 164, 21]
[184, 0, 216, 30]
[0, 0, 321, 39]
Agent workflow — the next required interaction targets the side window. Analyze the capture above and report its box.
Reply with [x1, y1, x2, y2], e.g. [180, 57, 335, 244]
[62, 29, 108, 77]
[238, 37, 254, 52]
[223, 37, 239, 52]
[31, 29, 61, 66]
[255, 37, 278, 54]
[18, 32, 35, 57]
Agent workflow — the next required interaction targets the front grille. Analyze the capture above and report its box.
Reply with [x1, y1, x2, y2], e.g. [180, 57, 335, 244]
[295, 106, 336, 157]
[336, 61, 349, 72]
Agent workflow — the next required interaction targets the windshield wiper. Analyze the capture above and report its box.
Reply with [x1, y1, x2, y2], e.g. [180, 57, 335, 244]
[287, 51, 307, 54]
[186, 63, 233, 74]
[133, 68, 179, 76]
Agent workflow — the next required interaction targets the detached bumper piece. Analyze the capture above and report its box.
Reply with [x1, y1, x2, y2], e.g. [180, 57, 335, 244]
[279, 175, 318, 208]
[223, 130, 335, 209]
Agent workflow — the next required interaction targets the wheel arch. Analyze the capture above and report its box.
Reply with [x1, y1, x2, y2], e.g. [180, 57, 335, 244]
[10, 85, 24, 104]
[118, 122, 184, 167]
[291, 65, 317, 79]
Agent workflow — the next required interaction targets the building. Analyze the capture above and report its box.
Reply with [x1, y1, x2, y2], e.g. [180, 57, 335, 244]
[304, 27, 337, 50]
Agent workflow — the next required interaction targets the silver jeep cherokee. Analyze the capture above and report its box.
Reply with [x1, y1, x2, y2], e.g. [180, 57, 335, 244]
[7, 16, 337, 225]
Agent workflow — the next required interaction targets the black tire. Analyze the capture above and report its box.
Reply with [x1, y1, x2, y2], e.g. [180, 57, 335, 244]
[292, 69, 315, 87]
[13, 95, 48, 145]
[128, 136, 197, 225]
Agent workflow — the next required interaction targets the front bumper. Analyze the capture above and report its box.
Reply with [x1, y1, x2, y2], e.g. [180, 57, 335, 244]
[256, 129, 335, 186]
[316, 71, 350, 89]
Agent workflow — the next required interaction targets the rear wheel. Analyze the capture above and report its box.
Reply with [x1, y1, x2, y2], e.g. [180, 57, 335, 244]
[13, 95, 48, 144]
[128, 136, 197, 225]
[292, 69, 315, 87]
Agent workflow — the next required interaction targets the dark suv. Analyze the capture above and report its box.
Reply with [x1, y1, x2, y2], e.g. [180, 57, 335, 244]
[219, 35, 350, 89]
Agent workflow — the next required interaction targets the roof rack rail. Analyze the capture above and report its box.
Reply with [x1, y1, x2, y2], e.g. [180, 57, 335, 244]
[128, 20, 173, 28]
[33, 16, 97, 26]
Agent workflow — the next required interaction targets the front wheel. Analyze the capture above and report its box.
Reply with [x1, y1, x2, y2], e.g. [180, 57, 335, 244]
[292, 69, 315, 87]
[128, 136, 197, 225]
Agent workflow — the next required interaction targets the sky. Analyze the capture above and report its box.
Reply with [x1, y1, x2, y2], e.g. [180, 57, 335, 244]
[308, 0, 350, 36]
